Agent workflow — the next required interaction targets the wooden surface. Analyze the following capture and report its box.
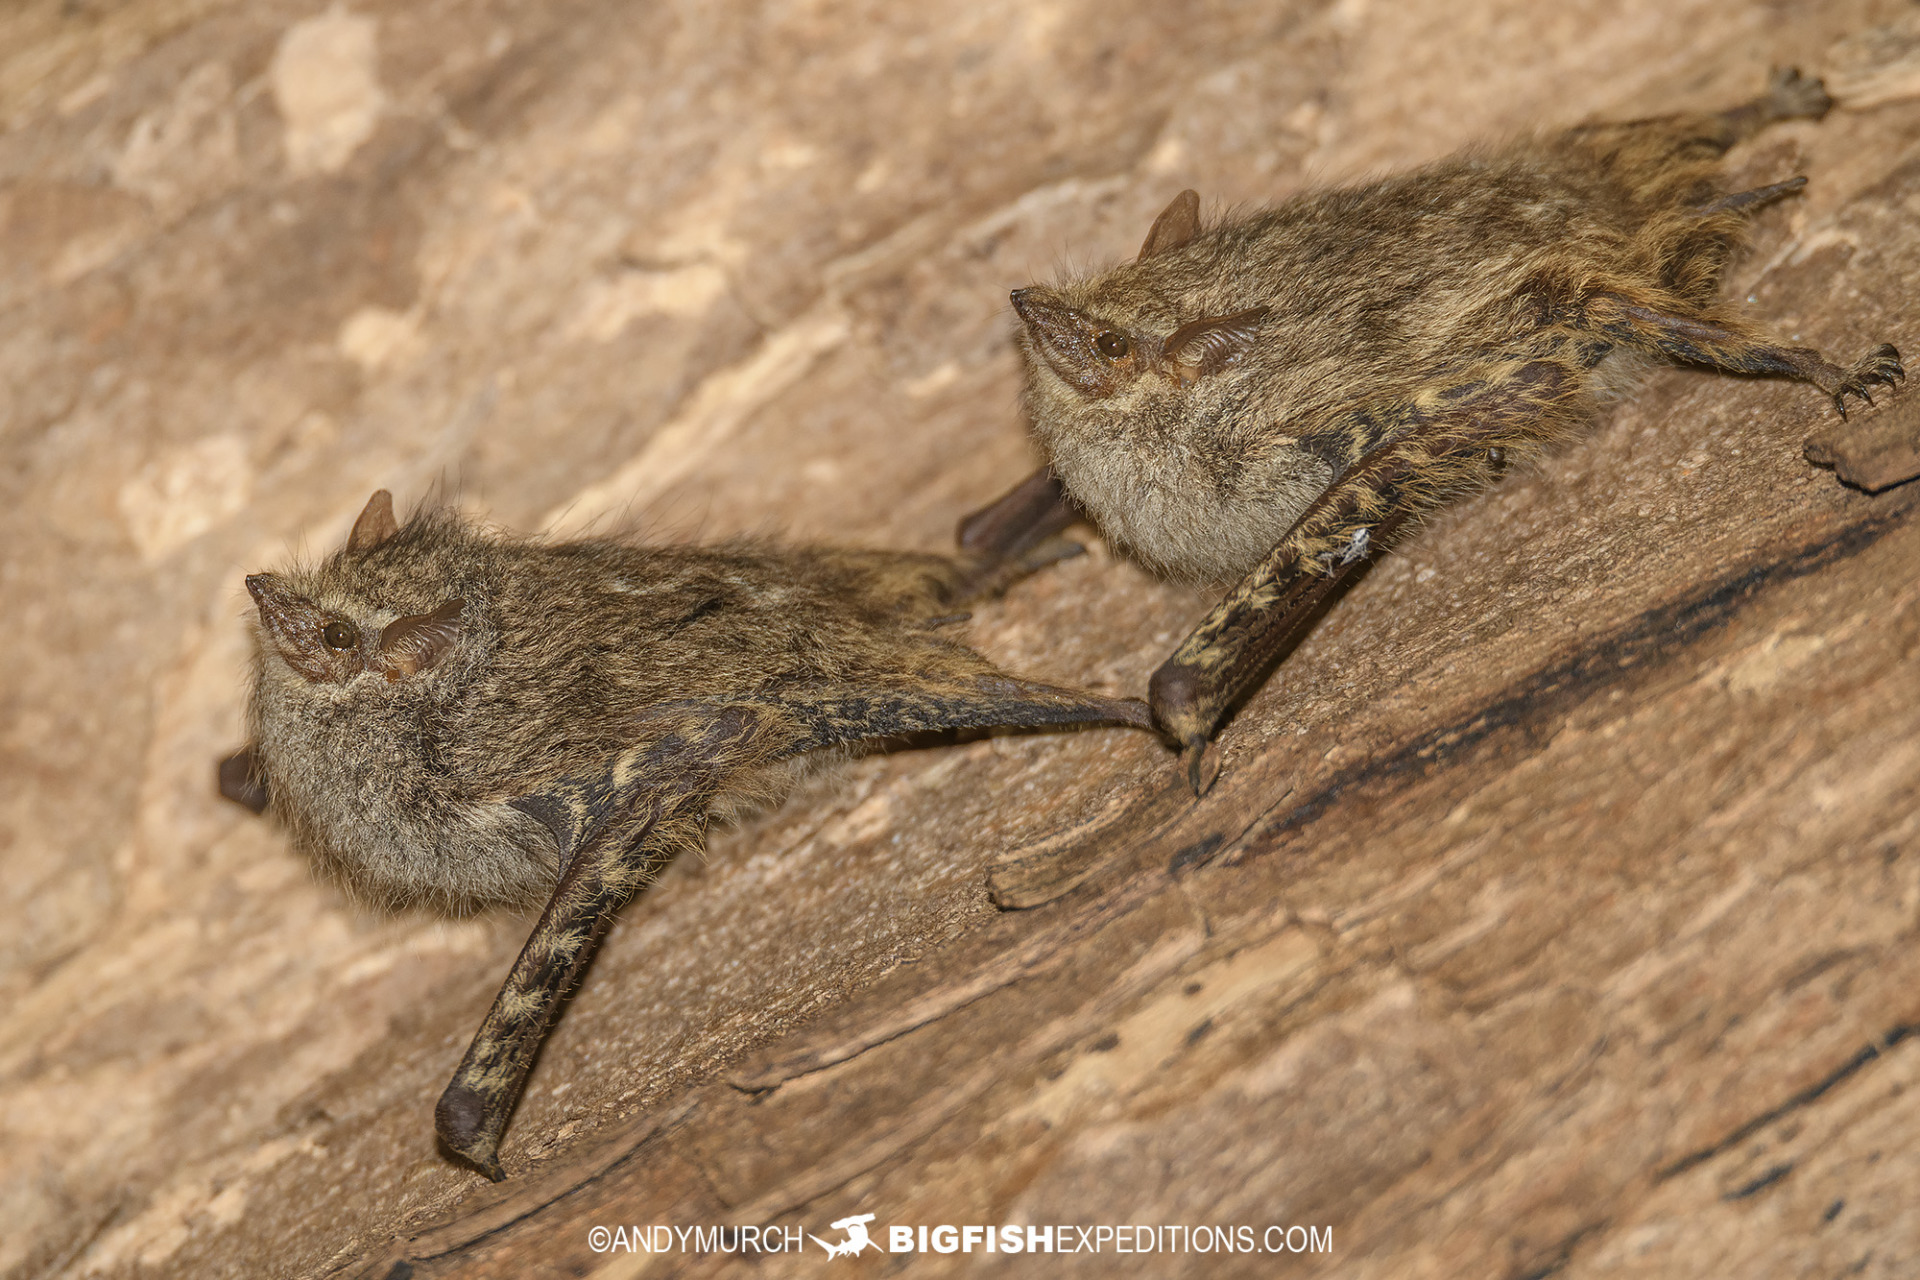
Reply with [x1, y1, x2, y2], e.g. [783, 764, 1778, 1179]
[4, 1, 1920, 1277]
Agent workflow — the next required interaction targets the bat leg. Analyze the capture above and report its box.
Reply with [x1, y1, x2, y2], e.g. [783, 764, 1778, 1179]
[1150, 359, 1581, 794]
[1589, 295, 1904, 419]
[217, 744, 269, 813]
[951, 466, 1085, 600]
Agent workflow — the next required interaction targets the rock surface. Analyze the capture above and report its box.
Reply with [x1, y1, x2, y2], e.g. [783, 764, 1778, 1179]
[3, 1, 1919, 1277]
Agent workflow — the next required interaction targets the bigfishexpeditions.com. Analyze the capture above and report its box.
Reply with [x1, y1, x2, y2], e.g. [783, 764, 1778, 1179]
[886, 1224, 1333, 1255]
[586, 1219, 1332, 1257]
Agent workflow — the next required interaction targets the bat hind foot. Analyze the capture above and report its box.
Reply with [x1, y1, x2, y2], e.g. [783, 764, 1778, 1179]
[1761, 66, 1833, 123]
[1829, 343, 1905, 419]
[1708, 68, 1831, 152]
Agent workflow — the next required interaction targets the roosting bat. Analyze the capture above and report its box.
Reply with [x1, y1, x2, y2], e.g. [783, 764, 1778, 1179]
[961, 68, 1903, 793]
[220, 490, 1151, 1180]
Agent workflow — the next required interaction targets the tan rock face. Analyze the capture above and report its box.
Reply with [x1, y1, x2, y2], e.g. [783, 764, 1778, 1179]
[3, 1, 1918, 1277]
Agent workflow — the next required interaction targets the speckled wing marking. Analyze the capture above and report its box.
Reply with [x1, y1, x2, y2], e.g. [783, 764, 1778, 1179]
[437, 678, 1154, 1180]
[1149, 355, 1590, 795]
[437, 705, 779, 1181]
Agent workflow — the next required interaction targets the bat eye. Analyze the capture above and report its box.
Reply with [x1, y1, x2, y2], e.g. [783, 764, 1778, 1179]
[1095, 331, 1130, 359]
[321, 620, 357, 650]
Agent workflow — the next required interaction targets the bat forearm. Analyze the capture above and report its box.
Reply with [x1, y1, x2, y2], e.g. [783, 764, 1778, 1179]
[957, 466, 1076, 560]
[757, 675, 1157, 755]
[216, 744, 270, 813]
[950, 466, 1085, 601]
[1150, 361, 1578, 793]
[435, 849, 632, 1181]
[437, 708, 773, 1179]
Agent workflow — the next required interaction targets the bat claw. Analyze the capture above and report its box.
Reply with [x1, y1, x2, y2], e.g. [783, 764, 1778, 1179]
[1182, 739, 1221, 797]
[1819, 344, 1903, 419]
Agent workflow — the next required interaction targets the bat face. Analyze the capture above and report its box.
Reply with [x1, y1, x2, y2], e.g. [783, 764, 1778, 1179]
[246, 572, 465, 687]
[1013, 264, 1321, 584]
[1012, 185, 1267, 457]
[1014, 285, 1270, 402]
[241, 500, 561, 913]
[1011, 287, 1149, 401]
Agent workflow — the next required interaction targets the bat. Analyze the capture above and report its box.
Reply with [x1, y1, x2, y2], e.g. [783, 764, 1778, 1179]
[960, 68, 1903, 793]
[221, 490, 1152, 1179]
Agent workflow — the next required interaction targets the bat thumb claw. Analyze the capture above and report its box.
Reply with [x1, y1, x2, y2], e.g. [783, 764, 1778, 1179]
[1183, 739, 1221, 797]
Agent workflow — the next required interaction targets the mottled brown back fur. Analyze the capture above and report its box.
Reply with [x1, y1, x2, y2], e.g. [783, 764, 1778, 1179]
[238, 497, 1155, 1176]
[1012, 70, 1854, 582]
[245, 504, 1140, 912]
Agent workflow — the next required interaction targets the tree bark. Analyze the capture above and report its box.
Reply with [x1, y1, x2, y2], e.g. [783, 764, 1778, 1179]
[4, 2, 1920, 1278]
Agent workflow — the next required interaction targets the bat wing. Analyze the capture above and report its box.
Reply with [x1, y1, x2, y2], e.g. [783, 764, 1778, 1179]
[744, 673, 1157, 755]
[443, 703, 783, 1179]
[216, 744, 270, 813]
[443, 675, 1156, 1180]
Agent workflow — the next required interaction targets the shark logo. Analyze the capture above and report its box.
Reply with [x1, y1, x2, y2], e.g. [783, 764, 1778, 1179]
[809, 1213, 879, 1259]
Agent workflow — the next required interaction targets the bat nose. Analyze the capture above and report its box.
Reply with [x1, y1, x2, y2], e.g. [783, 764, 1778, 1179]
[244, 573, 286, 612]
[1009, 287, 1039, 319]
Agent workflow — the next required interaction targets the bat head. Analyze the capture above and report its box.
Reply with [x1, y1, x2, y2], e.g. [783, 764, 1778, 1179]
[1012, 189, 1267, 449]
[242, 493, 560, 913]
[246, 491, 469, 691]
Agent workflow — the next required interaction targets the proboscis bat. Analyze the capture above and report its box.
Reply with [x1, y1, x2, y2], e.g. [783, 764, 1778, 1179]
[960, 69, 1903, 793]
[220, 490, 1149, 1179]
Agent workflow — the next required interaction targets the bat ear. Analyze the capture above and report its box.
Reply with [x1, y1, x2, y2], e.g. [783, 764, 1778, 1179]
[379, 598, 465, 680]
[1162, 306, 1269, 384]
[347, 490, 400, 554]
[1138, 189, 1201, 260]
